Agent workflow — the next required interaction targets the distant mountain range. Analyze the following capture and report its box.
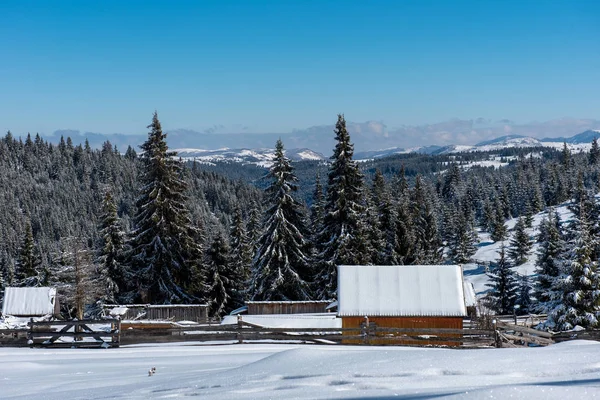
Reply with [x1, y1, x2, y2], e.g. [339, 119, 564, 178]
[26, 118, 600, 156]
[15, 121, 600, 167]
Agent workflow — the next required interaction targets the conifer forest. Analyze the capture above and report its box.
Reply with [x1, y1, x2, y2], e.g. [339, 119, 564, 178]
[2, 112, 600, 330]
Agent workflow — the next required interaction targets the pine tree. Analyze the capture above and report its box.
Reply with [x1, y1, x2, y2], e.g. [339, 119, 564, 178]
[411, 175, 441, 264]
[547, 208, 600, 330]
[97, 190, 126, 304]
[128, 112, 203, 304]
[515, 274, 533, 315]
[533, 210, 564, 311]
[447, 203, 478, 264]
[310, 172, 325, 238]
[314, 115, 366, 299]
[508, 217, 532, 265]
[590, 137, 600, 165]
[490, 204, 508, 242]
[485, 244, 518, 315]
[251, 139, 312, 301]
[15, 221, 42, 286]
[229, 206, 252, 299]
[205, 231, 239, 317]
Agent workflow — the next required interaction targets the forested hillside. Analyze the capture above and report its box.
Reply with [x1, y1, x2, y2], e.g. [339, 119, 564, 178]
[2, 113, 600, 328]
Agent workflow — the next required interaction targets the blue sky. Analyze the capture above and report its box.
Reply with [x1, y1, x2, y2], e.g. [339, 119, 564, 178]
[1, 0, 599, 136]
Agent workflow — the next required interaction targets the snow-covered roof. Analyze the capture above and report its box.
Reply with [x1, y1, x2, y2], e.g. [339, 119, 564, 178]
[221, 313, 341, 328]
[246, 300, 332, 304]
[1, 287, 58, 317]
[337, 265, 467, 317]
[463, 281, 477, 307]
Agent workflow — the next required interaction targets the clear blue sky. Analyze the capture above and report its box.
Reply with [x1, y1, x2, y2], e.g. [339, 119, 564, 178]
[1, 0, 599, 135]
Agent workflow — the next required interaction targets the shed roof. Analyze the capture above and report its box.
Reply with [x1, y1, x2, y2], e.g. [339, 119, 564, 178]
[1, 287, 58, 317]
[337, 265, 467, 317]
[463, 281, 477, 307]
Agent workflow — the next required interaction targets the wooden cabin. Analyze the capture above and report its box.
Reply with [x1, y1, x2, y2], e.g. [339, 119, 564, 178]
[246, 300, 332, 315]
[1, 287, 60, 318]
[337, 265, 467, 345]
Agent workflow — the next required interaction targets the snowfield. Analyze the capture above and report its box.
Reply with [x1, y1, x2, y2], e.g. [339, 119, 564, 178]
[1, 341, 600, 399]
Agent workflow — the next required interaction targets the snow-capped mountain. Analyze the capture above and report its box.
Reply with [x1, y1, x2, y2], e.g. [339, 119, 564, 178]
[174, 147, 326, 167]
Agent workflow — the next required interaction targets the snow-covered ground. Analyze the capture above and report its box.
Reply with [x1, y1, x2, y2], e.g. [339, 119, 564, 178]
[1, 341, 600, 399]
[464, 202, 574, 298]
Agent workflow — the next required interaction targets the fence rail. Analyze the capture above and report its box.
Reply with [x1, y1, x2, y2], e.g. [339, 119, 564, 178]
[28, 319, 120, 348]
[2, 317, 598, 349]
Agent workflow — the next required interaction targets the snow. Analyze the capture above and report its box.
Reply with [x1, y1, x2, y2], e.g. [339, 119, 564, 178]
[1, 341, 600, 399]
[221, 313, 341, 328]
[1, 287, 57, 317]
[338, 265, 467, 317]
[463, 202, 575, 298]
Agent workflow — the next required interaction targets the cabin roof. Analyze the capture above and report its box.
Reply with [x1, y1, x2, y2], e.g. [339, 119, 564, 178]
[1, 287, 58, 317]
[337, 265, 467, 317]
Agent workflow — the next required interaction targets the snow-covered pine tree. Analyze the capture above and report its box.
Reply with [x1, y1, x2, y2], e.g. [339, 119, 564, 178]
[508, 216, 532, 265]
[229, 206, 252, 299]
[485, 244, 518, 315]
[547, 207, 600, 330]
[97, 189, 126, 305]
[310, 172, 325, 238]
[15, 220, 42, 287]
[246, 203, 262, 255]
[128, 112, 203, 304]
[490, 204, 508, 242]
[205, 230, 240, 317]
[314, 115, 366, 299]
[251, 139, 312, 301]
[447, 202, 478, 264]
[373, 170, 400, 265]
[411, 175, 441, 264]
[590, 137, 600, 165]
[533, 209, 565, 312]
[515, 273, 533, 315]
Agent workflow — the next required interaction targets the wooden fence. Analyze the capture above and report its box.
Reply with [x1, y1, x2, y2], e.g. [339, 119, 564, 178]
[118, 318, 498, 347]
[2, 317, 597, 349]
[27, 319, 121, 348]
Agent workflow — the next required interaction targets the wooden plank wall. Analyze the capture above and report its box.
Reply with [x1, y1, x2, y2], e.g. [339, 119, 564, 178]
[146, 305, 209, 322]
[342, 316, 464, 346]
[247, 302, 331, 315]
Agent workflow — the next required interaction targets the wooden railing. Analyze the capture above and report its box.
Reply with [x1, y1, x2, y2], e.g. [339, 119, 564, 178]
[27, 319, 120, 348]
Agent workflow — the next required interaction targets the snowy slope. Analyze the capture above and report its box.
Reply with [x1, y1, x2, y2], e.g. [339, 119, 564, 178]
[463, 202, 574, 298]
[1, 341, 600, 399]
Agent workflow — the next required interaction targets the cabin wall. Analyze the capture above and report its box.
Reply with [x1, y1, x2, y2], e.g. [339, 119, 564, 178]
[247, 302, 330, 315]
[342, 316, 464, 346]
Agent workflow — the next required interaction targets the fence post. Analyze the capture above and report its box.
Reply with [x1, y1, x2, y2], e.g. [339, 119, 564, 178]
[493, 319, 502, 348]
[362, 316, 370, 345]
[237, 315, 244, 344]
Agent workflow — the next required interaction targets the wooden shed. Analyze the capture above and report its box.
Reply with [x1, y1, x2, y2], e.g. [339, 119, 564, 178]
[103, 304, 209, 323]
[337, 265, 467, 345]
[1, 287, 60, 318]
[246, 300, 333, 315]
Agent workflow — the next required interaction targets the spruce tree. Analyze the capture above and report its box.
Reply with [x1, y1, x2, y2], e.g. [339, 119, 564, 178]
[314, 115, 366, 299]
[547, 208, 600, 330]
[205, 231, 239, 317]
[410, 175, 441, 264]
[229, 206, 252, 298]
[515, 274, 532, 315]
[508, 217, 532, 265]
[128, 112, 203, 304]
[590, 137, 600, 165]
[447, 203, 478, 264]
[533, 210, 564, 311]
[485, 244, 518, 315]
[97, 190, 126, 304]
[251, 139, 312, 300]
[15, 221, 42, 286]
